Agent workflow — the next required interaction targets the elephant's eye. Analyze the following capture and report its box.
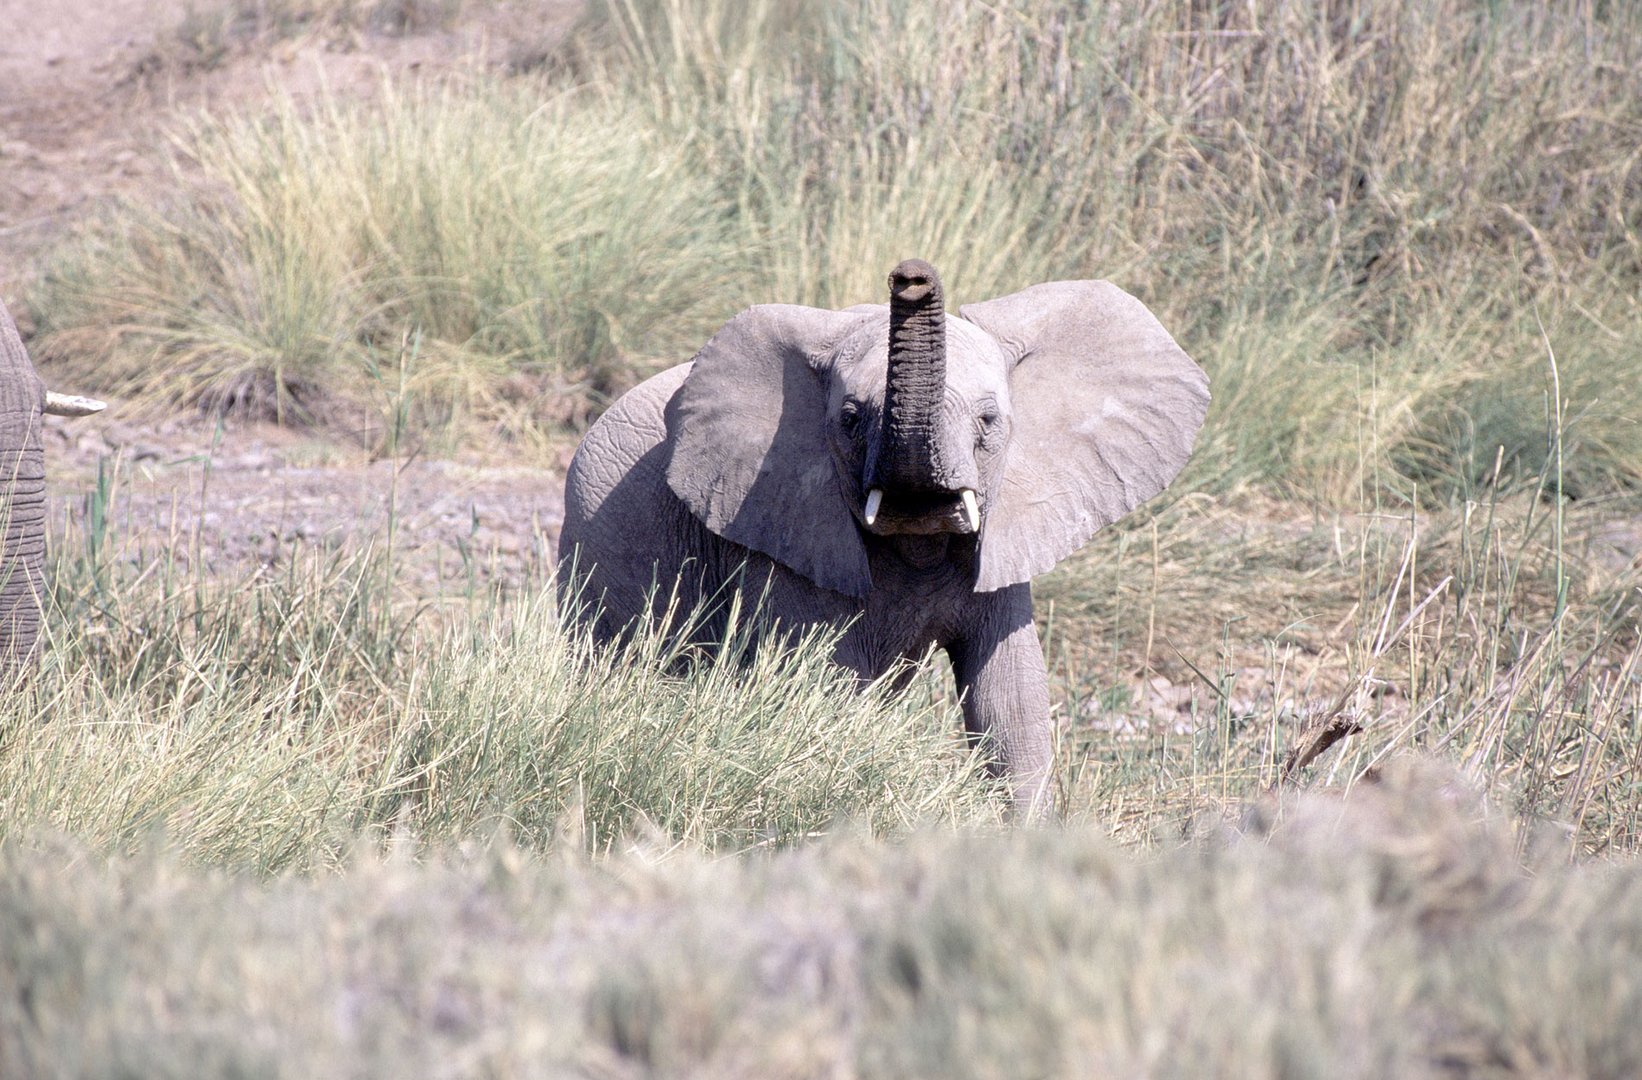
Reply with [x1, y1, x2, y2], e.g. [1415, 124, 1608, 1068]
[840, 400, 865, 438]
[976, 409, 1002, 445]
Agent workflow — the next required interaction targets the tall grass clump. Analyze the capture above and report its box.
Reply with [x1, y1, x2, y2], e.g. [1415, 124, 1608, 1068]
[1033, 477, 1642, 853]
[577, 0, 1642, 498]
[0, 484, 995, 871]
[2, 577, 995, 869]
[32, 82, 745, 426]
[396, 592, 1000, 849]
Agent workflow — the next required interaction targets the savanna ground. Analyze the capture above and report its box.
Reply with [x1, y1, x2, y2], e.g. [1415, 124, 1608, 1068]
[3, 0, 1642, 1075]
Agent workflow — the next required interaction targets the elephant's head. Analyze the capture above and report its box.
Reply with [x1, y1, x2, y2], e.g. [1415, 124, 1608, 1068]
[664, 261, 1209, 597]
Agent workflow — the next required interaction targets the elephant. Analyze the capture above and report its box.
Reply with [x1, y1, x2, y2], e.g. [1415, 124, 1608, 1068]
[556, 260, 1209, 815]
[1, 298, 103, 675]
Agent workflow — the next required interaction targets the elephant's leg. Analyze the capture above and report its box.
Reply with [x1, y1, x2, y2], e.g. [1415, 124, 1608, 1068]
[1, 303, 46, 674]
[948, 584, 1054, 819]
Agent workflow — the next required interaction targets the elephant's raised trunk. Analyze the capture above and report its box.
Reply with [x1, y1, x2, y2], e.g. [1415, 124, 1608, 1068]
[878, 259, 947, 492]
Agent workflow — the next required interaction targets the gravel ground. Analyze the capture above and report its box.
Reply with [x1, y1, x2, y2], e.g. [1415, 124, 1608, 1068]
[42, 412, 566, 594]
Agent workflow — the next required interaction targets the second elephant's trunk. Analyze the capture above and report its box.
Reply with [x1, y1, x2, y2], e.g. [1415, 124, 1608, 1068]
[878, 259, 948, 492]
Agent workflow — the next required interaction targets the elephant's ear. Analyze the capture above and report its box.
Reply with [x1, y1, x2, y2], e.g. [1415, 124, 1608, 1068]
[960, 281, 1209, 592]
[665, 303, 874, 599]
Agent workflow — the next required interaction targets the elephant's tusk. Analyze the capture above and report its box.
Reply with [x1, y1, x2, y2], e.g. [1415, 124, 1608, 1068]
[43, 391, 107, 417]
[960, 489, 980, 532]
[864, 488, 883, 527]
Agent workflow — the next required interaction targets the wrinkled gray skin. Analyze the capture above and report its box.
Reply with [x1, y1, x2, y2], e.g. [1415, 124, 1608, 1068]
[559, 261, 1209, 816]
[0, 299, 46, 675]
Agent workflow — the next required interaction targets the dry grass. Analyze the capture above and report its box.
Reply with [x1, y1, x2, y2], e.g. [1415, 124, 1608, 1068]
[2, 470, 997, 872]
[7, 4, 1642, 1067]
[157, 0, 478, 70]
[578, 0, 1642, 497]
[16, 0, 1642, 859]
[1039, 484, 1642, 854]
[5, 759, 1642, 1078]
[27, 0, 1642, 498]
[11, 443, 1640, 868]
[32, 81, 746, 429]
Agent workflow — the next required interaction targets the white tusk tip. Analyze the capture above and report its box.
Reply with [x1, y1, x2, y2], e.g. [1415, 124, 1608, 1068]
[44, 391, 107, 417]
[863, 488, 883, 526]
[960, 489, 980, 532]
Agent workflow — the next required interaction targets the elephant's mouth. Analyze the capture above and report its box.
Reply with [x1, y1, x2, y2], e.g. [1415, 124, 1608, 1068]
[861, 486, 980, 536]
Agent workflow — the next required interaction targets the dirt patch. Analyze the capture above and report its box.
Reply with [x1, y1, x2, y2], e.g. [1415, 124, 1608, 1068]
[43, 411, 566, 592]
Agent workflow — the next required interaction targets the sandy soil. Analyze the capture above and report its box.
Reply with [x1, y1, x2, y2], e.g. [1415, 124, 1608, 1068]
[41, 412, 566, 591]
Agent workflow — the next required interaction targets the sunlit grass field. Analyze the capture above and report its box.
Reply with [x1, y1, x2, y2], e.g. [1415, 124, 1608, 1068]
[6, 0, 1642, 1074]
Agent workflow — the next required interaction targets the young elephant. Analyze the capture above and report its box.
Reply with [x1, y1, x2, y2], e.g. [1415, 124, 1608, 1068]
[557, 261, 1209, 815]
